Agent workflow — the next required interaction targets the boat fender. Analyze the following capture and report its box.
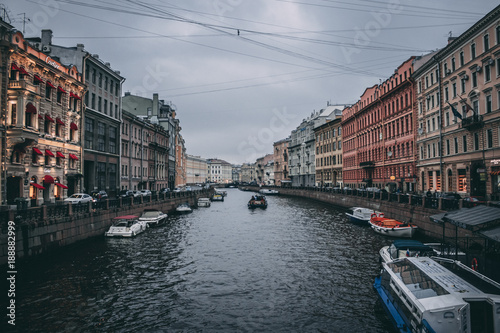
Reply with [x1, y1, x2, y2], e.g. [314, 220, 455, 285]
[371, 213, 377, 218]
[379, 213, 384, 218]
[471, 258, 478, 271]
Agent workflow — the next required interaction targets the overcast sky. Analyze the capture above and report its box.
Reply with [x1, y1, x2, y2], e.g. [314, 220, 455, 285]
[4, 0, 498, 163]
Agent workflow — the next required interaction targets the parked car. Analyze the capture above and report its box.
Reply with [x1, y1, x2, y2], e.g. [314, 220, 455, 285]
[185, 186, 192, 191]
[140, 189, 152, 197]
[173, 188, 182, 193]
[132, 190, 141, 198]
[119, 190, 134, 198]
[160, 188, 170, 194]
[64, 193, 93, 204]
[440, 192, 462, 200]
[91, 190, 108, 201]
[463, 196, 486, 207]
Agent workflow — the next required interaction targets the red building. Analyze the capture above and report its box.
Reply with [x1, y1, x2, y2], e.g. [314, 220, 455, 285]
[342, 57, 418, 192]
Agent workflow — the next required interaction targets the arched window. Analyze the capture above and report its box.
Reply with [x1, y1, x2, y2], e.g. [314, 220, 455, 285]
[25, 103, 37, 127]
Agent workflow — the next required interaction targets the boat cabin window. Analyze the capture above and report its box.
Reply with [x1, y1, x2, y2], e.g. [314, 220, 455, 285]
[388, 259, 449, 299]
[142, 211, 160, 218]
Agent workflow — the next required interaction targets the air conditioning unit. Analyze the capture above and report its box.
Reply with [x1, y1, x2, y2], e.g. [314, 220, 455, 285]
[463, 74, 469, 80]
[489, 59, 495, 66]
[476, 65, 482, 72]
[42, 45, 51, 53]
[446, 69, 452, 75]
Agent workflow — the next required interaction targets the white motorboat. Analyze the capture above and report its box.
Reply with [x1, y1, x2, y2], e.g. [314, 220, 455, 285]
[215, 189, 227, 197]
[138, 209, 168, 227]
[374, 256, 500, 333]
[197, 197, 211, 207]
[369, 212, 418, 238]
[105, 215, 148, 237]
[379, 240, 437, 263]
[345, 207, 377, 224]
[259, 189, 279, 195]
[211, 193, 224, 202]
[176, 203, 192, 213]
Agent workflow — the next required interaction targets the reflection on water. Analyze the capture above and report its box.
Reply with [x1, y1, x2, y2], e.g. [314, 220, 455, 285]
[5, 189, 396, 332]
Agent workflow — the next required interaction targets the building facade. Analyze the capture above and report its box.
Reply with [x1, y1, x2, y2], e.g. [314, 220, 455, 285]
[342, 58, 417, 192]
[240, 163, 255, 183]
[415, 6, 500, 199]
[175, 133, 187, 187]
[29, 29, 125, 198]
[186, 154, 208, 185]
[4, 29, 85, 205]
[207, 158, 232, 183]
[273, 137, 290, 186]
[314, 108, 343, 187]
[255, 154, 274, 185]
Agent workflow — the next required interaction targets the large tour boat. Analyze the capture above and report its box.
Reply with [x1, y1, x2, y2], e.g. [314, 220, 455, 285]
[374, 256, 500, 333]
[248, 195, 267, 209]
[369, 212, 418, 238]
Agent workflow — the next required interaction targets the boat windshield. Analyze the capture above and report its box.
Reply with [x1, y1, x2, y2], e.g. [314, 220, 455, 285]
[388, 259, 449, 299]
[141, 211, 160, 218]
[114, 221, 130, 227]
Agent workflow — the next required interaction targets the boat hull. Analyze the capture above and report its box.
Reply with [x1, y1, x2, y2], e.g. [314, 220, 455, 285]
[345, 212, 369, 224]
[369, 222, 417, 238]
[105, 223, 147, 237]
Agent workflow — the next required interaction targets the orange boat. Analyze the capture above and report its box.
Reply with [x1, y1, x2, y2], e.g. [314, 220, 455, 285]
[369, 212, 418, 238]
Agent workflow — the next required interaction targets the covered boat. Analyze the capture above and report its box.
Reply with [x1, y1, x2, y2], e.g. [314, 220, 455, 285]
[105, 215, 148, 237]
[345, 207, 377, 224]
[374, 256, 500, 333]
[259, 189, 279, 195]
[248, 195, 267, 209]
[176, 203, 192, 213]
[211, 193, 224, 201]
[138, 209, 168, 227]
[198, 197, 211, 207]
[369, 212, 418, 238]
[379, 240, 437, 263]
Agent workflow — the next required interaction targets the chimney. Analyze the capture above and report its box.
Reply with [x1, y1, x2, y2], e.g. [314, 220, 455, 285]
[153, 93, 159, 117]
[41, 29, 52, 45]
[447, 37, 457, 45]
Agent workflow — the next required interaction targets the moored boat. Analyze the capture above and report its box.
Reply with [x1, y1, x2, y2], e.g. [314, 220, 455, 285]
[248, 195, 267, 209]
[379, 240, 437, 263]
[374, 256, 500, 333]
[345, 207, 377, 224]
[259, 189, 279, 195]
[138, 209, 168, 227]
[211, 193, 224, 201]
[176, 203, 192, 213]
[198, 197, 211, 207]
[369, 212, 418, 238]
[105, 215, 148, 237]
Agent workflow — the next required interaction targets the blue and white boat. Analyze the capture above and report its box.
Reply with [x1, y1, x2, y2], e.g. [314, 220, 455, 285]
[345, 207, 377, 224]
[374, 256, 500, 333]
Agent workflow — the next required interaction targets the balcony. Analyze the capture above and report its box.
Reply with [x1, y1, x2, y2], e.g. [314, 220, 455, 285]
[461, 114, 484, 131]
[359, 161, 375, 168]
[8, 80, 40, 95]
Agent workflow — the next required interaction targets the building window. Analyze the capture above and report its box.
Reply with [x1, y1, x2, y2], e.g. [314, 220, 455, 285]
[92, 68, 96, 83]
[472, 100, 479, 114]
[444, 87, 449, 101]
[486, 95, 492, 113]
[474, 132, 479, 150]
[472, 71, 477, 88]
[91, 93, 96, 109]
[97, 162, 106, 190]
[487, 129, 493, 148]
[460, 51, 464, 66]
[485, 64, 491, 82]
[45, 83, 52, 100]
[460, 78, 466, 94]
[85, 118, 94, 149]
[454, 137, 458, 154]
[98, 96, 102, 112]
[97, 122, 105, 151]
[445, 112, 449, 126]
[98, 72, 102, 87]
[458, 169, 467, 191]
[471, 43, 476, 59]
[109, 164, 117, 190]
[104, 76, 108, 91]
[11, 103, 17, 125]
[497, 25, 500, 45]
[109, 126, 117, 154]
[451, 58, 455, 71]
[446, 139, 450, 155]
[103, 99, 108, 115]
[484, 34, 490, 52]
[452, 83, 457, 97]
[463, 135, 467, 152]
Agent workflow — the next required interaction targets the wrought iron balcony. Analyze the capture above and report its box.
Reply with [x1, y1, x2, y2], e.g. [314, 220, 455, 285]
[461, 114, 484, 131]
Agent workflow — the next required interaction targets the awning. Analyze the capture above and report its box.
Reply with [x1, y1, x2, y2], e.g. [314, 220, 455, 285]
[491, 170, 500, 176]
[70, 122, 78, 130]
[46, 81, 56, 89]
[430, 205, 500, 231]
[57, 86, 67, 94]
[43, 175, 54, 184]
[45, 114, 54, 122]
[69, 153, 79, 160]
[56, 151, 65, 158]
[32, 147, 43, 155]
[55, 183, 68, 189]
[38, 114, 43, 119]
[26, 103, 37, 114]
[34, 75, 44, 83]
[31, 183, 45, 190]
[45, 149, 54, 157]
[11, 63, 19, 71]
[70, 92, 81, 100]
[56, 118, 65, 126]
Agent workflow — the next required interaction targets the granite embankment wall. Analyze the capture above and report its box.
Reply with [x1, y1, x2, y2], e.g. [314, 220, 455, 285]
[245, 186, 476, 243]
[0, 191, 207, 265]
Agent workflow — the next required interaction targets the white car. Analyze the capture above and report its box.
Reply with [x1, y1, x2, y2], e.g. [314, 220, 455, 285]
[140, 189, 152, 197]
[64, 193, 93, 204]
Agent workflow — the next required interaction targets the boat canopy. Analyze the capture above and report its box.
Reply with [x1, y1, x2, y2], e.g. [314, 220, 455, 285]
[390, 240, 434, 252]
[114, 215, 138, 220]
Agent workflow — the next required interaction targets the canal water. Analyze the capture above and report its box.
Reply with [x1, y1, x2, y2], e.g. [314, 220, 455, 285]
[4, 188, 397, 332]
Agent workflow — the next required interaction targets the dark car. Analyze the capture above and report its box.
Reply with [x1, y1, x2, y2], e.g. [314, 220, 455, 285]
[119, 190, 134, 198]
[463, 196, 486, 207]
[91, 190, 108, 201]
[440, 192, 462, 200]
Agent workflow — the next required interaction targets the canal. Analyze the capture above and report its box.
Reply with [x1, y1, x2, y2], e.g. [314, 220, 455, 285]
[4, 188, 397, 332]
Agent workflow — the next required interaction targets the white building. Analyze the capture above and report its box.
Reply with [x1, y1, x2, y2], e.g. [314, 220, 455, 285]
[207, 158, 232, 183]
[186, 155, 207, 185]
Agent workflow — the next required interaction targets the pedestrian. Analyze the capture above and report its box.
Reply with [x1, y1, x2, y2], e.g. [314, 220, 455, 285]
[426, 188, 432, 198]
